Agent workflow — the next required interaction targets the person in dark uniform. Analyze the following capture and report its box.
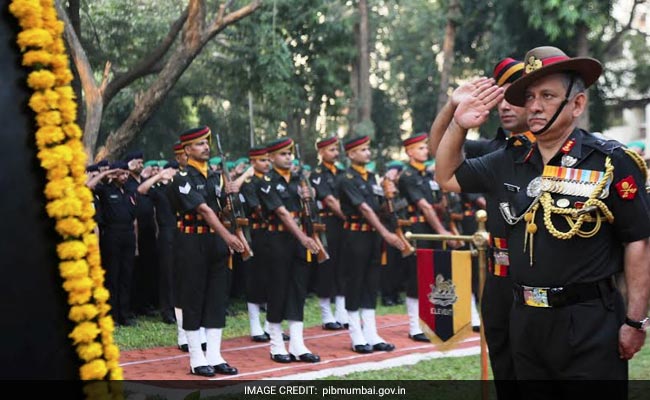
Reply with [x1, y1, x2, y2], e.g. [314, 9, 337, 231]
[398, 133, 457, 342]
[257, 138, 321, 363]
[167, 126, 245, 377]
[429, 58, 531, 397]
[240, 145, 273, 342]
[87, 162, 137, 326]
[137, 163, 179, 325]
[124, 150, 159, 317]
[436, 47, 650, 396]
[337, 135, 406, 353]
[310, 136, 348, 330]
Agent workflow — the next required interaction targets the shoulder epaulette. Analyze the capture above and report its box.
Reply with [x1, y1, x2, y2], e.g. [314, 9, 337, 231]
[591, 138, 624, 155]
[623, 148, 648, 182]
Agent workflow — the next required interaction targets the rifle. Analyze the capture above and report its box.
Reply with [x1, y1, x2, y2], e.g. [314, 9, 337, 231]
[295, 144, 330, 263]
[380, 176, 415, 257]
[215, 133, 254, 261]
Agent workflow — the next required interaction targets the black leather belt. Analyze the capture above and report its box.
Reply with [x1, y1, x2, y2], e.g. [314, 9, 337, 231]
[513, 276, 615, 308]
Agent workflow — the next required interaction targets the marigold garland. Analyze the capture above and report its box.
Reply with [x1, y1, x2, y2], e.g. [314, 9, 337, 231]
[9, 0, 122, 392]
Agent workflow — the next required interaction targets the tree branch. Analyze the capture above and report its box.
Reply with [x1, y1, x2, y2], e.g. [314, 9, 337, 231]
[205, 0, 262, 38]
[102, 7, 190, 106]
[603, 0, 643, 56]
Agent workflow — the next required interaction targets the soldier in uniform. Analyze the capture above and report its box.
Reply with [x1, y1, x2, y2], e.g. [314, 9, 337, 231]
[240, 145, 273, 342]
[257, 138, 321, 363]
[436, 47, 650, 395]
[398, 133, 457, 342]
[337, 135, 406, 353]
[430, 58, 530, 396]
[309, 136, 348, 330]
[167, 126, 245, 377]
[87, 161, 137, 326]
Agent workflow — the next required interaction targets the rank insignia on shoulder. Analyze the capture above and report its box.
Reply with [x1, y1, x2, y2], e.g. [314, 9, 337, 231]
[179, 182, 191, 194]
[615, 175, 638, 200]
[261, 185, 271, 194]
[264, 175, 271, 181]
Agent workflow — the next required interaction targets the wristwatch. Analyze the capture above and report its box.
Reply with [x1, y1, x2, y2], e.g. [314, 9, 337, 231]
[624, 316, 649, 331]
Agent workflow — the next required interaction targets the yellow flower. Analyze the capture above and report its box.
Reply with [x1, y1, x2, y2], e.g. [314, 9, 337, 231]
[74, 185, 93, 203]
[103, 344, 120, 361]
[98, 316, 115, 334]
[50, 53, 68, 70]
[16, 28, 52, 50]
[28, 93, 50, 113]
[38, 144, 73, 169]
[56, 217, 87, 237]
[87, 250, 102, 270]
[69, 321, 101, 344]
[47, 165, 69, 180]
[63, 276, 93, 294]
[59, 259, 89, 279]
[44, 176, 73, 199]
[61, 123, 82, 140]
[108, 366, 124, 381]
[97, 303, 111, 317]
[9, 0, 43, 24]
[83, 233, 99, 247]
[79, 359, 108, 380]
[36, 125, 65, 147]
[35, 110, 62, 127]
[69, 304, 99, 322]
[22, 49, 52, 66]
[59, 101, 76, 124]
[68, 289, 92, 305]
[94, 287, 110, 303]
[77, 342, 103, 362]
[27, 70, 56, 91]
[80, 203, 96, 220]
[46, 197, 82, 218]
[57, 240, 88, 260]
[56, 85, 75, 100]
[54, 67, 74, 86]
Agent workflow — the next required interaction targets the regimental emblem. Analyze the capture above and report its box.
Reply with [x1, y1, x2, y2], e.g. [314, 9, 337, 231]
[561, 154, 577, 167]
[428, 274, 458, 307]
[179, 182, 191, 194]
[527, 176, 543, 197]
[615, 175, 638, 200]
[525, 55, 543, 74]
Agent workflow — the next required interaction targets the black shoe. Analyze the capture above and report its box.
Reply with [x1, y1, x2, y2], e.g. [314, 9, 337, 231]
[372, 342, 395, 352]
[381, 297, 395, 307]
[341, 323, 349, 329]
[201, 342, 207, 351]
[409, 333, 430, 342]
[213, 363, 238, 375]
[322, 322, 344, 331]
[290, 353, 320, 363]
[178, 344, 189, 352]
[282, 333, 290, 341]
[472, 325, 480, 333]
[190, 365, 215, 377]
[270, 354, 292, 363]
[352, 344, 373, 354]
[252, 334, 270, 342]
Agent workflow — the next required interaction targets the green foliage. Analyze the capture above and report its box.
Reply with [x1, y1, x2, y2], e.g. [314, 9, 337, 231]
[522, 0, 612, 41]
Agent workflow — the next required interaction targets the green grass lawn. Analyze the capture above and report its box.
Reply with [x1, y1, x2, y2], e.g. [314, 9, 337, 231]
[115, 295, 650, 380]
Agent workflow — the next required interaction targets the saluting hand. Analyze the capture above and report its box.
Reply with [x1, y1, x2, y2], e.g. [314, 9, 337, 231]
[454, 80, 504, 130]
[450, 77, 491, 108]
[618, 324, 646, 360]
[384, 232, 406, 251]
[225, 233, 246, 253]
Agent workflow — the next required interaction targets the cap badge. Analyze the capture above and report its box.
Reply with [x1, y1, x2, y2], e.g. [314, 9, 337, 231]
[525, 56, 543, 74]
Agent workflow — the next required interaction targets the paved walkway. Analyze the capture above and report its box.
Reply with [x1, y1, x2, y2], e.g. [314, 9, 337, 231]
[120, 314, 481, 383]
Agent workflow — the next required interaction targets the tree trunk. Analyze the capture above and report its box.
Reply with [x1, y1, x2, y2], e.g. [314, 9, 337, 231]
[576, 23, 590, 131]
[358, 0, 371, 125]
[436, 0, 459, 112]
[349, 20, 360, 129]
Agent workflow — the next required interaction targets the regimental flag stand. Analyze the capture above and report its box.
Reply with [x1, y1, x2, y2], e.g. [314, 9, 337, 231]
[406, 210, 490, 398]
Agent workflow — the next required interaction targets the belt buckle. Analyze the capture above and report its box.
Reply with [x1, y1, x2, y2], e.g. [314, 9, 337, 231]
[523, 286, 551, 308]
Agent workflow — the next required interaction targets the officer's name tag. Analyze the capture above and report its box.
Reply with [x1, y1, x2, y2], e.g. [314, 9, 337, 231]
[372, 184, 384, 196]
[504, 183, 520, 192]
[429, 181, 440, 190]
[109, 194, 119, 199]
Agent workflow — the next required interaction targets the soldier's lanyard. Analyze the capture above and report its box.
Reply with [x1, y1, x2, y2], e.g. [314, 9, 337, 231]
[531, 75, 575, 136]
